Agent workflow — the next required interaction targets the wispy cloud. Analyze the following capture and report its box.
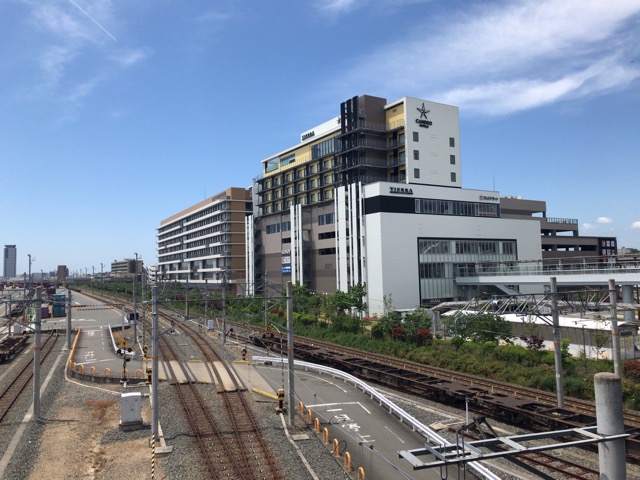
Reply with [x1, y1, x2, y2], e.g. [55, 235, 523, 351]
[19, 0, 145, 111]
[583, 223, 594, 231]
[68, 0, 117, 42]
[337, 0, 640, 115]
[598, 217, 614, 224]
[317, 0, 361, 13]
[632, 221, 640, 229]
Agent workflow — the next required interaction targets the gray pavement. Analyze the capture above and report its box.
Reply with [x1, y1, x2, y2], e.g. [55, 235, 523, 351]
[252, 363, 476, 480]
[63, 289, 146, 382]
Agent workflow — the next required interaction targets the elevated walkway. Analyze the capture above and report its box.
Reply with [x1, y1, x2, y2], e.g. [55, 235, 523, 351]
[457, 267, 640, 287]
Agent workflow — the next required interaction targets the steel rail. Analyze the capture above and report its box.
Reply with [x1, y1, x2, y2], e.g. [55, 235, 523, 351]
[0, 334, 59, 423]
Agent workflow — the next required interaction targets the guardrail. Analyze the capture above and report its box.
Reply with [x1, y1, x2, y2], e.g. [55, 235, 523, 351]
[252, 356, 500, 480]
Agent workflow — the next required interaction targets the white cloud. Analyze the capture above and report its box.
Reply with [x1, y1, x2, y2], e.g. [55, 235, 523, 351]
[317, 0, 361, 13]
[583, 223, 594, 231]
[597, 217, 613, 224]
[110, 48, 149, 67]
[338, 0, 640, 114]
[632, 221, 640, 229]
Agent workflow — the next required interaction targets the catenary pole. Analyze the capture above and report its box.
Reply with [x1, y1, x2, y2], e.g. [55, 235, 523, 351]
[608, 279, 621, 376]
[286, 282, 295, 426]
[66, 289, 72, 350]
[151, 286, 159, 442]
[550, 277, 564, 408]
[33, 287, 42, 419]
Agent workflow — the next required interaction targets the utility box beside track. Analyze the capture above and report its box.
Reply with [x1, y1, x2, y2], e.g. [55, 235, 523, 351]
[120, 392, 142, 431]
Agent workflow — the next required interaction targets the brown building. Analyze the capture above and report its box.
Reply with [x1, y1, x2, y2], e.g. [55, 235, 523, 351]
[500, 196, 617, 266]
[157, 187, 252, 295]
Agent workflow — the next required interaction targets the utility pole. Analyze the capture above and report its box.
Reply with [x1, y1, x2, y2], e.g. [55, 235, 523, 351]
[263, 271, 268, 326]
[550, 277, 564, 408]
[185, 277, 189, 322]
[151, 286, 159, 442]
[133, 253, 138, 343]
[222, 271, 227, 345]
[609, 279, 621, 376]
[66, 289, 72, 350]
[33, 287, 42, 419]
[286, 281, 295, 426]
[204, 279, 208, 327]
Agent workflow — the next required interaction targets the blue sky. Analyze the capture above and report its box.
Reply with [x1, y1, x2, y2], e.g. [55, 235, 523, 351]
[1, 0, 639, 276]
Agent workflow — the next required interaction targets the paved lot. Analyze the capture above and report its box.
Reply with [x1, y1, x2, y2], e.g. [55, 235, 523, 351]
[254, 364, 466, 480]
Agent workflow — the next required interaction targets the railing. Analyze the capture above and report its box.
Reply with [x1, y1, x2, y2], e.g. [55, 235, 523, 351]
[252, 356, 500, 480]
[545, 217, 578, 225]
[457, 258, 640, 277]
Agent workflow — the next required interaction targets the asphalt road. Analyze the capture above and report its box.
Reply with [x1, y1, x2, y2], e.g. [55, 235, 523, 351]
[254, 364, 474, 480]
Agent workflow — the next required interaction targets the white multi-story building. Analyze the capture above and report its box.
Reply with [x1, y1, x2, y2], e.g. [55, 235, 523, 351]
[247, 94, 543, 314]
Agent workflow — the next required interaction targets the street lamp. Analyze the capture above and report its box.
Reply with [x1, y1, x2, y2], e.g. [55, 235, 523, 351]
[100, 263, 104, 291]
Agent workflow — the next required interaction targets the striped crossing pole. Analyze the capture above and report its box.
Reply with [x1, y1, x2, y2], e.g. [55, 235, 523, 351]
[150, 435, 156, 479]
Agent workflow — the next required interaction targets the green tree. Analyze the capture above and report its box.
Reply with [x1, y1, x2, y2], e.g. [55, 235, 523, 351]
[378, 310, 402, 337]
[457, 313, 512, 344]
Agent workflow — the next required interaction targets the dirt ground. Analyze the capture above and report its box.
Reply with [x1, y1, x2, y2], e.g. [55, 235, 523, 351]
[28, 398, 161, 480]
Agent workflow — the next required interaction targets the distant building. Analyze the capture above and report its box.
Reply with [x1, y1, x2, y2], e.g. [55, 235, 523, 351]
[56, 265, 69, 282]
[500, 197, 617, 265]
[3, 245, 16, 278]
[156, 187, 252, 295]
[111, 259, 143, 279]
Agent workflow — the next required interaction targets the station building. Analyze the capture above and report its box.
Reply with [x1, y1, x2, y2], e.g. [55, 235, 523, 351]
[153, 94, 617, 315]
[246, 95, 547, 314]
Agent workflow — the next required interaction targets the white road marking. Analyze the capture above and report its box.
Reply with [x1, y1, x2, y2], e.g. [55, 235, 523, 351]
[385, 425, 405, 444]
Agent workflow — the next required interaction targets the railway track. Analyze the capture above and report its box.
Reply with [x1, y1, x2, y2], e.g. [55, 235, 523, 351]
[235, 322, 640, 463]
[0, 333, 60, 423]
[242, 323, 639, 421]
[157, 311, 282, 480]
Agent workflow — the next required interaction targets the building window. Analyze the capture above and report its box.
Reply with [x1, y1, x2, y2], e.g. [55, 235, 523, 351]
[318, 213, 335, 225]
[450, 154, 456, 165]
[413, 150, 420, 160]
[310, 179, 316, 188]
[266, 223, 281, 234]
[414, 168, 420, 179]
[451, 172, 456, 182]
[311, 193, 316, 203]
[413, 132, 419, 142]
[449, 137, 455, 147]
[324, 190, 331, 200]
[310, 164, 316, 173]
[318, 231, 336, 240]
[319, 247, 337, 255]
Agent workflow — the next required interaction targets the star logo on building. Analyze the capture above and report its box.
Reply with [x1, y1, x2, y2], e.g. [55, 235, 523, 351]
[417, 103, 430, 119]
